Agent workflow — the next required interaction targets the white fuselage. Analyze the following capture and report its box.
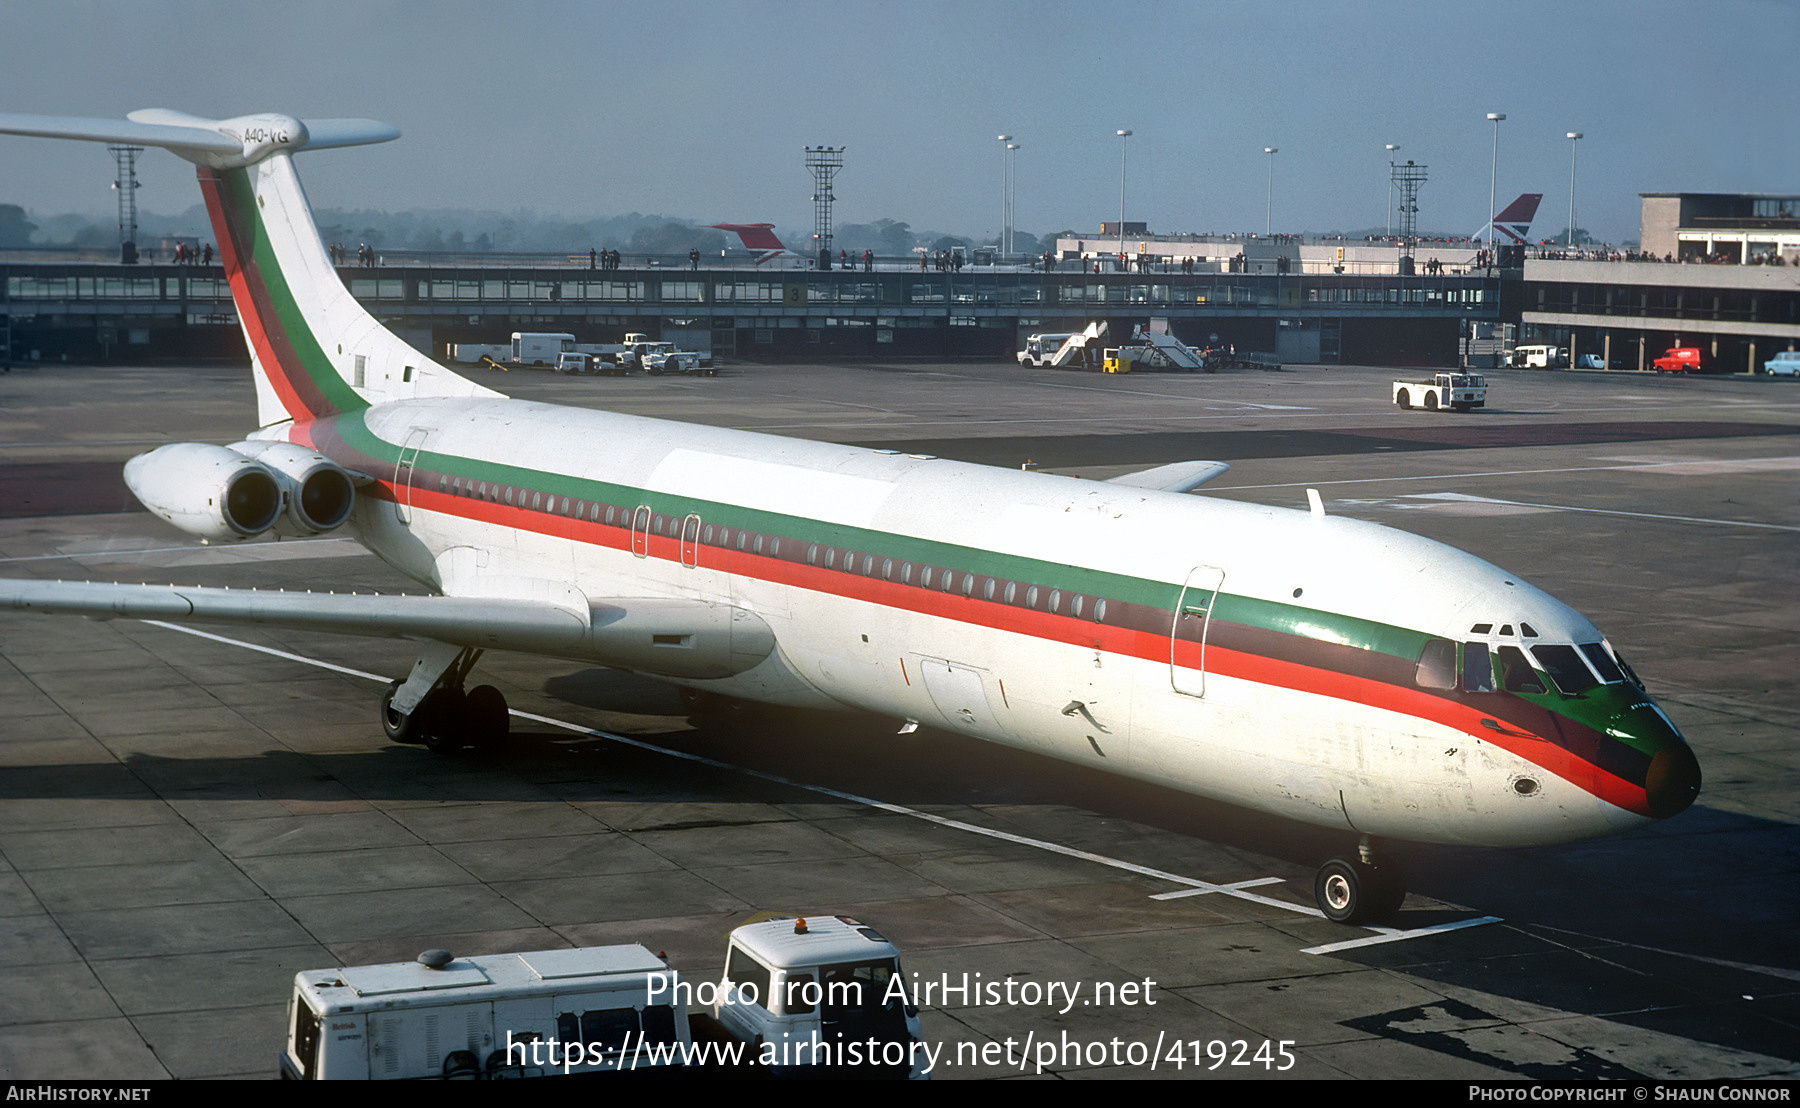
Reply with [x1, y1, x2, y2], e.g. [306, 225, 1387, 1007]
[287, 395, 1647, 849]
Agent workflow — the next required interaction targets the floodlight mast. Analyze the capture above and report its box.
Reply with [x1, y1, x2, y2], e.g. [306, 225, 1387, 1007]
[805, 145, 844, 269]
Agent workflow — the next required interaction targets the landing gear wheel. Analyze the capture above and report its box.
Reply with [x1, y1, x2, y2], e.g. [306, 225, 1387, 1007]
[381, 679, 424, 745]
[465, 685, 510, 752]
[419, 687, 468, 754]
[1314, 857, 1406, 925]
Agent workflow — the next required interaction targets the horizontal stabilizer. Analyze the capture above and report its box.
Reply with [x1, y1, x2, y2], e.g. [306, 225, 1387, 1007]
[1106, 460, 1231, 493]
[0, 108, 398, 168]
[0, 579, 774, 680]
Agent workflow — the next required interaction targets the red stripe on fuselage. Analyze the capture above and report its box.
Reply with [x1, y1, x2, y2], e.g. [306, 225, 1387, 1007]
[363, 471, 1649, 815]
[197, 166, 334, 421]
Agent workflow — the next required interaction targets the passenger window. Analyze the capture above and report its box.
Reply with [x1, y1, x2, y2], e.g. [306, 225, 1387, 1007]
[1071, 595, 1084, 618]
[1414, 638, 1456, 690]
[961, 573, 974, 596]
[1004, 582, 1017, 604]
[1530, 644, 1599, 695]
[882, 558, 893, 580]
[920, 567, 932, 588]
[983, 579, 996, 601]
[1048, 589, 1061, 613]
[1495, 646, 1545, 694]
[1026, 586, 1039, 608]
[1094, 598, 1107, 622]
[1462, 642, 1496, 693]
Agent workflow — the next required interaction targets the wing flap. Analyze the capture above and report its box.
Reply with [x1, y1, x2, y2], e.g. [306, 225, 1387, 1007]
[1106, 460, 1231, 493]
[0, 579, 773, 679]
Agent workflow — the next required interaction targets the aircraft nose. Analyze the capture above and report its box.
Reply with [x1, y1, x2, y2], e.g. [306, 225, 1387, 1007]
[1644, 738, 1701, 819]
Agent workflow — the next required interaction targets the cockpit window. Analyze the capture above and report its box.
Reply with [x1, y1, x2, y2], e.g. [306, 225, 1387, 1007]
[1414, 639, 1456, 690]
[1578, 642, 1626, 684]
[1530, 644, 1599, 695]
[1462, 642, 1495, 693]
[1494, 646, 1545, 694]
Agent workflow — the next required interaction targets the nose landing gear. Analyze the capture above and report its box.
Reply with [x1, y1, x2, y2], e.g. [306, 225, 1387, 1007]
[1314, 838, 1406, 925]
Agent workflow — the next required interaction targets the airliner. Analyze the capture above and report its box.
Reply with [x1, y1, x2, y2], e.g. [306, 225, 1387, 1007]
[0, 110, 1700, 925]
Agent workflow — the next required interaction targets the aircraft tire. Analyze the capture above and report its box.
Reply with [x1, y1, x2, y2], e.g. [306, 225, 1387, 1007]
[466, 684, 510, 751]
[381, 679, 423, 744]
[419, 688, 468, 754]
[1396, 390, 1411, 409]
[1314, 858, 1405, 925]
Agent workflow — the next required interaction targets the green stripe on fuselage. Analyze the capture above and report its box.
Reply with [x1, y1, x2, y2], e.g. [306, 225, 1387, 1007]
[225, 167, 366, 415]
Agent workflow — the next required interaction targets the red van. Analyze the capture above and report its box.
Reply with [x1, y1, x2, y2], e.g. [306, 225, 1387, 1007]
[1653, 347, 1703, 373]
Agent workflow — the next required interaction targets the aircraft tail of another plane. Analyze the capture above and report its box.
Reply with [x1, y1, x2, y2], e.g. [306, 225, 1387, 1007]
[1483, 192, 1544, 245]
[0, 109, 501, 428]
[710, 223, 794, 265]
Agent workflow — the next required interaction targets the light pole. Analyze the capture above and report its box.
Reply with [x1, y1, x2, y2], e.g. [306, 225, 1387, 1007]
[1486, 113, 1505, 255]
[1385, 144, 1400, 239]
[1116, 129, 1131, 266]
[1566, 131, 1583, 251]
[1264, 147, 1278, 236]
[1006, 141, 1019, 256]
[997, 135, 1011, 256]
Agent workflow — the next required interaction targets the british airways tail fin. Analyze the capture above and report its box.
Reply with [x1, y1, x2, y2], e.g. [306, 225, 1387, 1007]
[0, 109, 502, 428]
[710, 222, 794, 265]
[1483, 192, 1544, 244]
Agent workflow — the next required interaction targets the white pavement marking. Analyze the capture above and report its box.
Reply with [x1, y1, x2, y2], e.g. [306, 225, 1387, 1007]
[1405, 491, 1800, 532]
[1299, 915, 1504, 955]
[1219, 455, 1800, 492]
[138, 620, 1499, 950]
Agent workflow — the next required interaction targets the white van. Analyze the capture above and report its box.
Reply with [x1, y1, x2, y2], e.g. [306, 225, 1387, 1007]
[1511, 344, 1564, 369]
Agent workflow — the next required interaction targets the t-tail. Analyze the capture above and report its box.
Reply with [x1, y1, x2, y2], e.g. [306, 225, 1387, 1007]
[0, 109, 500, 428]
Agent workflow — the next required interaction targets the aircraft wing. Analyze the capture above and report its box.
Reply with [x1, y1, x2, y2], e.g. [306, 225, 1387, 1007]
[1106, 460, 1231, 493]
[0, 578, 773, 680]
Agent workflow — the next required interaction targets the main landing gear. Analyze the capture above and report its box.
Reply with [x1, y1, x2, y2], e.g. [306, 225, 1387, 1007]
[381, 644, 510, 753]
[1313, 837, 1406, 925]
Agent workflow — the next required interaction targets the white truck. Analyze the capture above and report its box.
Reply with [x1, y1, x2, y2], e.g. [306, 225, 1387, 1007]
[622, 333, 713, 376]
[711, 914, 925, 1078]
[511, 332, 577, 366]
[280, 914, 923, 1080]
[1393, 371, 1487, 412]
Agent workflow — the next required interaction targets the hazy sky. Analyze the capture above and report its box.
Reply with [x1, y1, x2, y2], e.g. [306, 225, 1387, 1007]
[0, 0, 1793, 246]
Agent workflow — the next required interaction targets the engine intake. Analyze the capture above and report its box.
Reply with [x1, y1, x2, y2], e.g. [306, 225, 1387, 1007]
[230, 441, 356, 535]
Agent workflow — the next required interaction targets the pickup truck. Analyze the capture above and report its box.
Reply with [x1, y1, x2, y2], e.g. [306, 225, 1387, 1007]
[1393, 372, 1486, 412]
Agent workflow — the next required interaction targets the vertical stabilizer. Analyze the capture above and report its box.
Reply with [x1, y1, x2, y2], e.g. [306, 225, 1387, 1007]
[0, 109, 503, 428]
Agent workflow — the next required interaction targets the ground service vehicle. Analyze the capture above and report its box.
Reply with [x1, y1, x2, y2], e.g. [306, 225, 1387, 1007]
[511, 333, 577, 366]
[619, 333, 711, 375]
[280, 916, 922, 1079]
[1510, 345, 1564, 369]
[711, 915, 926, 1078]
[1393, 372, 1487, 412]
[1763, 351, 1800, 376]
[281, 944, 689, 1079]
[1017, 322, 1106, 368]
[1653, 347, 1704, 373]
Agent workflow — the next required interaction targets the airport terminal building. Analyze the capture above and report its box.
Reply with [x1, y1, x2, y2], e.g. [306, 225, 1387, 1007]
[1518, 194, 1800, 374]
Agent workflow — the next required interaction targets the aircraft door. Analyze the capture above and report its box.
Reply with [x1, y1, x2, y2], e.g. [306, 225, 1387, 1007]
[394, 428, 430, 524]
[631, 505, 652, 557]
[680, 514, 701, 567]
[1170, 565, 1225, 697]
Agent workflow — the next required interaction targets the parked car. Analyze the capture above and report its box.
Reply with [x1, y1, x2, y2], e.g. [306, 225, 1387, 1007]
[1575, 354, 1605, 369]
[1763, 351, 1800, 376]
